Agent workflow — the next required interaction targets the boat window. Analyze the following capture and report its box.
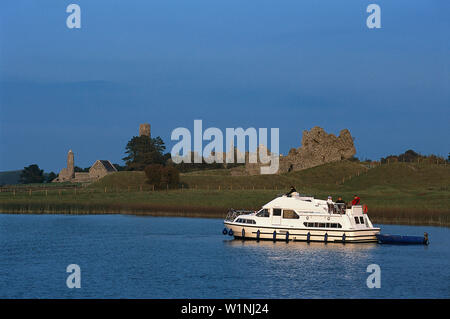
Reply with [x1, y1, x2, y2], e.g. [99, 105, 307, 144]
[282, 209, 299, 219]
[354, 217, 360, 224]
[273, 209, 282, 216]
[304, 222, 342, 228]
[359, 216, 365, 224]
[256, 209, 270, 217]
[236, 218, 256, 224]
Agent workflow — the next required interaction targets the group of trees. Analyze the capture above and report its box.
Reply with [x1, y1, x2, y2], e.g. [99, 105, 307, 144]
[123, 136, 169, 171]
[380, 149, 447, 164]
[19, 164, 56, 184]
[348, 150, 448, 165]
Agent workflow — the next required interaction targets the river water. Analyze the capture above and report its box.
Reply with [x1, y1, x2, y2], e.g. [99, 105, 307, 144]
[0, 214, 448, 298]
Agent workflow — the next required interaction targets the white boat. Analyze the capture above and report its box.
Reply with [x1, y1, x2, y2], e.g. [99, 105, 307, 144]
[223, 193, 380, 243]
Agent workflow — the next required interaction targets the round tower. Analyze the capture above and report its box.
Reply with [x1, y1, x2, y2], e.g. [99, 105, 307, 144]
[67, 150, 75, 178]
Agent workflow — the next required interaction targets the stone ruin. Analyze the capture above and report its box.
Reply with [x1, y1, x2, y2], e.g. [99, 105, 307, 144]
[54, 123, 151, 183]
[56, 149, 75, 181]
[139, 123, 151, 137]
[245, 126, 356, 175]
[53, 150, 117, 183]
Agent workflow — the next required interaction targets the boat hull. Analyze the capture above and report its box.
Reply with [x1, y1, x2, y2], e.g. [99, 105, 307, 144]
[224, 222, 380, 243]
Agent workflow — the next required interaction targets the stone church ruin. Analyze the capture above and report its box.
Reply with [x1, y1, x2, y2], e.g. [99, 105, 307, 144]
[53, 150, 117, 183]
[53, 123, 151, 183]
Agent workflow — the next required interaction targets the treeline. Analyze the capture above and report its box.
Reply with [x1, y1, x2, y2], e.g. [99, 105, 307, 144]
[348, 150, 448, 165]
[380, 150, 448, 164]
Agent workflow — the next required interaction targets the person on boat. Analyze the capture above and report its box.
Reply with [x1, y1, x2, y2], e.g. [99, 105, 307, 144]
[352, 195, 361, 206]
[326, 196, 335, 213]
[286, 186, 297, 197]
[335, 196, 346, 214]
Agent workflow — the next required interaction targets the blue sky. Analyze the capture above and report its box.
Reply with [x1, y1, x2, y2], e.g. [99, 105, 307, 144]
[0, 0, 449, 172]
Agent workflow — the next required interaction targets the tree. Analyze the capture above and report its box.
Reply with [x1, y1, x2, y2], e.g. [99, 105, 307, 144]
[398, 149, 420, 162]
[20, 164, 44, 184]
[162, 166, 180, 187]
[145, 164, 163, 186]
[45, 172, 57, 183]
[144, 164, 180, 189]
[112, 163, 126, 171]
[123, 136, 166, 170]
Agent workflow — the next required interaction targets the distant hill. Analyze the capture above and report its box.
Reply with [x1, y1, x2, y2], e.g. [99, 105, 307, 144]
[0, 170, 22, 186]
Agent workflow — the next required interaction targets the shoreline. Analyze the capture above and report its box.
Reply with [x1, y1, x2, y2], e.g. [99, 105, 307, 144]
[1, 206, 448, 227]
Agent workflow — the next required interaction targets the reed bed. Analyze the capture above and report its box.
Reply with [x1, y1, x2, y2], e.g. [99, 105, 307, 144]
[1, 199, 449, 227]
[368, 207, 450, 227]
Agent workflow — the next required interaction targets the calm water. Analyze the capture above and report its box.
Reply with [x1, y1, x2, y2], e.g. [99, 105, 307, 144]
[0, 214, 449, 298]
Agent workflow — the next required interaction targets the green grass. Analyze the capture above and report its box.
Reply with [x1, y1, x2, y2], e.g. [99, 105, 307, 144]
[1, 161, 449, 226]
[89, 160, 369, 191]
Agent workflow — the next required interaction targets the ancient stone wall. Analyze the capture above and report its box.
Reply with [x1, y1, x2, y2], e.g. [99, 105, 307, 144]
[89, 161, 109, 179]
[73, 172, 91, 182]
[245, 126, 356, 175]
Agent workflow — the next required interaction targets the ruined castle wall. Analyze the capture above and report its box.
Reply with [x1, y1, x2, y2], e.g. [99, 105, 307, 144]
[245, 126, 356, 175]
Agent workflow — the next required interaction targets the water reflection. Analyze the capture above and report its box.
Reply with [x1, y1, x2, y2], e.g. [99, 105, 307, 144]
[1, 215, 448, 298]
[222, 238, 380, 298]
[224, 238, 378, 251]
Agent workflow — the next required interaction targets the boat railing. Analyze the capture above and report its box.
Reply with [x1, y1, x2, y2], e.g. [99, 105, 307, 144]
[331, 203, 347, 214]
[225, 209, 255, 221]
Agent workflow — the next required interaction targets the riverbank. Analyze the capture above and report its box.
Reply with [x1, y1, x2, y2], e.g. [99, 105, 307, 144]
[1, 189, 449, 226]
[2, 161, 448, 226]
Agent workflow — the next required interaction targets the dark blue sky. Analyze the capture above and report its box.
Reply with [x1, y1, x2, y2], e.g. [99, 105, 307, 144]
[1, 0, 449, 172]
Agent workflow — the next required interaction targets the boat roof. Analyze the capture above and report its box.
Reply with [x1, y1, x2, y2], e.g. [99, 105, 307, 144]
[262, 194, 328, 211]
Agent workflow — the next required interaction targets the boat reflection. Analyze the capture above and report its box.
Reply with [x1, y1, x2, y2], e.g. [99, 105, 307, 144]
[223, 238, 378, 251]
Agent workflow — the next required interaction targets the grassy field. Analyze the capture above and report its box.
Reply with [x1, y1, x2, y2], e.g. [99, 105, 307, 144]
[1, 161, 449, 226]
